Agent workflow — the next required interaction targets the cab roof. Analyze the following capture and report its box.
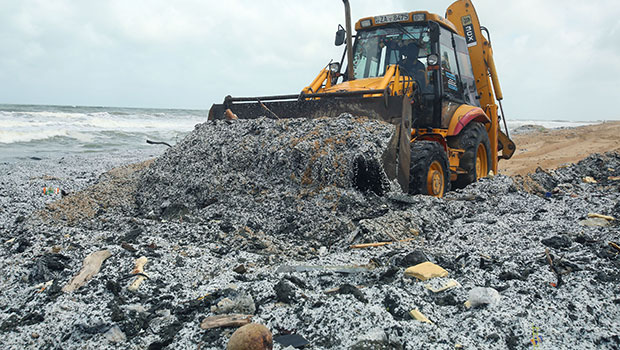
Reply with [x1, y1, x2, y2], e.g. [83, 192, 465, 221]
[355, 11, 458, 33]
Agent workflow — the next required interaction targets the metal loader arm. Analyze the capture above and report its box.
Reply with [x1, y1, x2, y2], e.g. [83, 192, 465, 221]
[446, 0, 515, 170]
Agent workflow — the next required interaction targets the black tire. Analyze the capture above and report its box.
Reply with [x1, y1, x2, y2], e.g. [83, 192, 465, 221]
[409, 141, 450, 197]
[447, 122, 492, 189]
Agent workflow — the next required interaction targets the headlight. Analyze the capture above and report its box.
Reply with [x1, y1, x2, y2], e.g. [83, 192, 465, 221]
[413, 14, 426, 22]
[427, 54, 439, 66]
[329, 62, 341, 73]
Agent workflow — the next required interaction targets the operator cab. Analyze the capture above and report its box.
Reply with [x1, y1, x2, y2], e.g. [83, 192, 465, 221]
[338, 11, 479, 128]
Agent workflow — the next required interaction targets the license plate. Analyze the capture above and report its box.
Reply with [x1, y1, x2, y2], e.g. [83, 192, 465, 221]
[374, 13, 409, 24]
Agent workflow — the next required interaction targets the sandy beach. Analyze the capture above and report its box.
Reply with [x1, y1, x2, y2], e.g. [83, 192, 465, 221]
[499, 121, 620, 176]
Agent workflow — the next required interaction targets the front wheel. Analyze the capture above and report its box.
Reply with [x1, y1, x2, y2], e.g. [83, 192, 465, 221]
[448, 122, 492, 189]
[409, 141, 450, 197]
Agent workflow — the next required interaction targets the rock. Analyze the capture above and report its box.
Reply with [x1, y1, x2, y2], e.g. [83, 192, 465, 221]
[398, 249, 428, 267]
[337, 283, 367, 303]
[211, 293, 256, 315]
[541, 236, 572, 249]
[274, 279, 297, 304]
[404, 262, 448, 281]
[465, 287, 500, 308]
[123, 227, 142, 243]
[121, 242, 137, 252]
[227, 323, 273, 350]
[29, 253, 70, 283]
[105, 325, 126, 343]
[233, 264, 247, 274]
[499, 271, 523, 281]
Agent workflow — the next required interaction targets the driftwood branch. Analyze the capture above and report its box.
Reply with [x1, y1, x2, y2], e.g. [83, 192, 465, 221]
[609, 242, 620, 253]
[350, 238, 416, 249]
[200, 314, 252, 330]
[128, 256, 148, 292]
[257, 99, 280, 120]
[62, 250, 111, 293]
[146, 139, 172, 148]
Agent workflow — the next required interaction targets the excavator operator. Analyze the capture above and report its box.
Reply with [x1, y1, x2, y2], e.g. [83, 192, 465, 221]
[399, 43, 428, 93]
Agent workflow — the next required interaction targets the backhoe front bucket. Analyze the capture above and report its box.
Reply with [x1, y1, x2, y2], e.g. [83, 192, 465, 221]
[208, 93, 413, 192]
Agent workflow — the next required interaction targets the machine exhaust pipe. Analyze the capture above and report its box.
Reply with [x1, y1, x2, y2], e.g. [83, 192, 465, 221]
[342, 0, 354, 81]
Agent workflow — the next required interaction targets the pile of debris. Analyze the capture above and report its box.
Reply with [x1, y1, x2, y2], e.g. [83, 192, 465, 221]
[0, 117, 619, 349]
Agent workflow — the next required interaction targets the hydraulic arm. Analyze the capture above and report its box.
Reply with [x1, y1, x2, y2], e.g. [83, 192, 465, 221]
[446, 0, 515, 172]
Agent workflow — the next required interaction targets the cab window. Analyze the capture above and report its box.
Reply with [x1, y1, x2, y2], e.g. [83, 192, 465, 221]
[439, 28, 461, 100]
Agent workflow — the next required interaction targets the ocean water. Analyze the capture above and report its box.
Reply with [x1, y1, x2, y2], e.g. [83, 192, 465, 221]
[0, 104, 601, 162]
[0, 104, 206, 162]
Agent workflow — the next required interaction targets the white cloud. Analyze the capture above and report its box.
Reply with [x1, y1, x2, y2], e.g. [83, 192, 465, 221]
[0, 0, 619, 120]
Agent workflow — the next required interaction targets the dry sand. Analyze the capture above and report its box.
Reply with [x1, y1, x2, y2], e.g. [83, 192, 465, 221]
[499, 121, 620, 176]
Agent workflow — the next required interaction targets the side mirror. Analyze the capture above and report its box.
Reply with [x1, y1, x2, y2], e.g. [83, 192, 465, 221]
[335, 25, 346, 46]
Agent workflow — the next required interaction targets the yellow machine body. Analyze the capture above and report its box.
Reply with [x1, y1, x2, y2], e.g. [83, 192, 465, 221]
[209, 0, 515, 196]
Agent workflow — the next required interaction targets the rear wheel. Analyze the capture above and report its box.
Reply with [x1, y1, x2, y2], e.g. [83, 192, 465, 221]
[409, 141, 450, 197]
[448, 122, 491, 189]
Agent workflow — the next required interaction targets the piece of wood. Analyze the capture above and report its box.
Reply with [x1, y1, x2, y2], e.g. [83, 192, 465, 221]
[350, 242, 392, 249]
[128, 256, 148, 292]
[62, 250, 111, 293]
[404, 262, 449, 281]
[258, 99, 280, 120]
[588, 213, 615, 221]
[609, 242, 620, 253]
[350, 238, 416, 249]
[409, 309, 433, 324]
[199, 314, 252, 330]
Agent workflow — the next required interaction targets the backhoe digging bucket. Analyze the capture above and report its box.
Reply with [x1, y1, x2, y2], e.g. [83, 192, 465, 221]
[208, 93, 413, 192]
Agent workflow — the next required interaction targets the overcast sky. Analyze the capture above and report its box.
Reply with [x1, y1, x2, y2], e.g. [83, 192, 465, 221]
[1, 0, 619, 121]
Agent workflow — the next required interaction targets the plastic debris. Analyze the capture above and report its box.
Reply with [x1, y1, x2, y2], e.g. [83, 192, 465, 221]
[424, 278, 461, 293]
[227, 323, 273, 350]
[579, 218, 610, 227]
[200, 314, 253, 330]
[464, 287, 500, 308]
[409, 309, 433, 324]
[128, 256, 148, 292]
[582, 176, 597, 184]
[273, 334, 310, 348]
[105, 325, 126, 343]
[404, 262, 448, 281]
[62, 250, 111, 293]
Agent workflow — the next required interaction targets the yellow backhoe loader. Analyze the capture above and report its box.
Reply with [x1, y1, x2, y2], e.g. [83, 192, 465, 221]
[208, 0, 515, 197]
